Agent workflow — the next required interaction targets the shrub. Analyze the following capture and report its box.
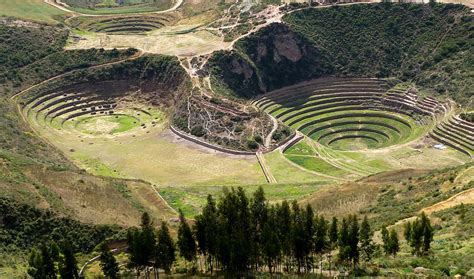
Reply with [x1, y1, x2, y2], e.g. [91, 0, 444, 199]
[272, 131, 282, 141]
[246, 139, 259, 150]
[190, 125, 205, 137]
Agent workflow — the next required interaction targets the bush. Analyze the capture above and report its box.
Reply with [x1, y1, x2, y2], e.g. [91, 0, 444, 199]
[272, 131, 282, 141]
[246, 139, 259, 150]
[190, 125, 205, 137]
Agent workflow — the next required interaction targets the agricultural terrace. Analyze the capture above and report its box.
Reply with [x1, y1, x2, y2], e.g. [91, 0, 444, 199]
[254, 78, 471, 177]
[18, 71, 471, 210]
[69, 13, 176, 34]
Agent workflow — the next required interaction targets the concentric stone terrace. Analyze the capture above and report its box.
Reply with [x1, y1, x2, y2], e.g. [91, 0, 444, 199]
[254, 78, 438, 151]
[84, 15, 174, 34]
[22, 82, 163, 136]
[430, 115, 474, 157]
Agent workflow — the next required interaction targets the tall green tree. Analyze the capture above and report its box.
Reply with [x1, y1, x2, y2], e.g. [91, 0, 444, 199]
[99, 244, 119, 279]
[127, 212, 156, 277]
[216, 187, 252, 274]
[59, 241, 79, 279]
[303, 204, 314, 272]
[421, 212, 433, 254]
[177, 210, 197, 266]
[290, 201, 307, 273]
[403, 222, 412, 243]
[250, 186, 268, 271]
[261, 205, 281, 274]
[329, 217, 338, 248]
[348, 215, 359, 268]
[314, 216, 328, 275]
[407, 212, 434, 256]
[27, 242, 59, 279]
[338, 217, 350, 263]
[127, 228, 143, 277]
[276, 200, 292, 272]
[388, 229, 400, 257]
[194, 194, 219, 273]
[43, 242, 58, 279]
[141, 212, 156, 273]
[359, 216, 374, 262]
[28, 247, 45, 279]
[381, 226, 390, 255]
[155, 222, 176, 273]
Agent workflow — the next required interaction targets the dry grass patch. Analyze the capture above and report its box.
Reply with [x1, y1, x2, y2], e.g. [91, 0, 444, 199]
[22, 166, 176, 226]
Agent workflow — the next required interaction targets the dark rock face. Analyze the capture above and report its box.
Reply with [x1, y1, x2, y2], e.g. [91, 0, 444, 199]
[208, 23, 333, 98]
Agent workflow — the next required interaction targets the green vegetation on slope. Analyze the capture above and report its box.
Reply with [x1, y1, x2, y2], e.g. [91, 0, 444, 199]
[0, 22, 68, 74]
[210, 3, 473, 105]
[0, 197, 120, 253]
[1, 48, 138, 96]
[284, 3, 473, 104]
[372, 204, 474, 277]
[0, 17, 178, 247]
[0, 197, 121, 277]
[208, 23, 331, 98]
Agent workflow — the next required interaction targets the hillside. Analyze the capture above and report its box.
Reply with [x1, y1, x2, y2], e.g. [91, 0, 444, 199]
[0, 21, 180, 276]
[209, 3, 473, 106]
[302, 163, 474, 276]
[0, 1, 472, 278]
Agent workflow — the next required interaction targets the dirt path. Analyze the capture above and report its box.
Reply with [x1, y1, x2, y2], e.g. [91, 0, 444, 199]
[265, 114, 279, 148]
[256, 152, 277, 183]
[422, 188, 474, 215]
[44, 0, 184, 17]
[454, 166, 474, 184]
[390, 187, 474, 230]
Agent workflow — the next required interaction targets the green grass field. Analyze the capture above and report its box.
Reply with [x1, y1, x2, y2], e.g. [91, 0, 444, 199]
[0, 0, 66, 23]
[159, 181, 329, 216]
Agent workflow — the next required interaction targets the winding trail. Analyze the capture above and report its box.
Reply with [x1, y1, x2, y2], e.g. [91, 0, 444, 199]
[454, 166, 474, 184]
[265, 114, 279, 148]
[421, 187, 474, 215]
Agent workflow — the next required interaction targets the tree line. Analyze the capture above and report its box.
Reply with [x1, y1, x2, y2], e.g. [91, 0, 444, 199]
[28, 187, 434, 278]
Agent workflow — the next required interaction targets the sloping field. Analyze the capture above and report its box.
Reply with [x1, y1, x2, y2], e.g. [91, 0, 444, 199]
[67, 25, 227, 56]
[0, 0, 66, 23]
[25, 113, 267, 186]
